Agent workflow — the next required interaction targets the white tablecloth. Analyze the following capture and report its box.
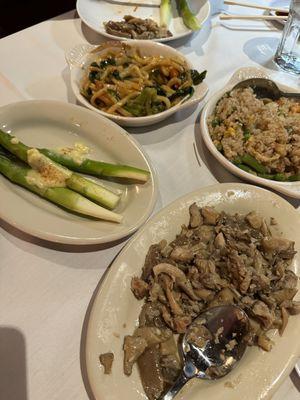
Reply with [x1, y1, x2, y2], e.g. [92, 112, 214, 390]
[0, 1, 299, 399]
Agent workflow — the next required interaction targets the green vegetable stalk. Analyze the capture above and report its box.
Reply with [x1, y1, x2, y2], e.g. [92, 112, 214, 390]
[0, 148, 122, 222]
[0, 129, 120, 210]
[176, 0, 201, 31]
[160, 0, 172, 28]
[40, 148, 150, 183]
[240, 154, 268, 175]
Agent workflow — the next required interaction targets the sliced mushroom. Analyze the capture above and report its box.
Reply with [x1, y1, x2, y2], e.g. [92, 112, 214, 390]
[153, 263, 186, 281]
[99, 352, 114, 374]
[170, 246, 194, 263]
[208, 288, 235, 308]
[261, 237, 294, 253]
[189, 203, 203, 228]
[131, 277, 149, 300]
[173, 315, 192, 333]
[251, 301, 275, 329]
[123, 335, 147, 376]
[161, 275, 184, 316]
[257, 334, 273, 351]
[201, 206, 219, 225]
[279, 307, 289, 336]
[137, 346, 165, 400]
[134, 327, 172, 345]
[271, 288, 298, 303]
[246, 211, 262, 229]
[214, 232, 226, 249]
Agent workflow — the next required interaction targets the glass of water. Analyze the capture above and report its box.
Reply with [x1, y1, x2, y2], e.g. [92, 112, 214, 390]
[274, 0, 300, 74]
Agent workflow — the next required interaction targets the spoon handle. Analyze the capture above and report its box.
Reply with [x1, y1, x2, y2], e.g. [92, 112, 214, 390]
[282, 92, 300, 99]
[160, 371, 192, 400]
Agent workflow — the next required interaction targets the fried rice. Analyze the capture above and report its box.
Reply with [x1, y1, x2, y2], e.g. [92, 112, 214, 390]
[207, 88, 300, 179]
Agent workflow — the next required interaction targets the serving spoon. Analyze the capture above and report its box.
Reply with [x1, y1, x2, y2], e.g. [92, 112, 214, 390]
[160, 305, 249, 400]
[232, 78, 300, 100]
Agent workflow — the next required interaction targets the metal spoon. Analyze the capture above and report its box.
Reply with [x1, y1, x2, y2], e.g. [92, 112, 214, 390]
[160, 305, 249, 400]
[232, 78, 300, 100]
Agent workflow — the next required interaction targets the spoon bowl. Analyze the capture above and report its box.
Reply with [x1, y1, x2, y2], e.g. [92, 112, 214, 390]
[161, 305, 249, 400]
[232, 77, 300, 100]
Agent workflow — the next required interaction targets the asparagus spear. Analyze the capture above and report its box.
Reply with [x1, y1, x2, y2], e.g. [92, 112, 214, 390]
[0, 148, 122, 222]
[176, 0, 201, 31]
[0, 130, 120, 210]
[160, 0, 172, 28]
[39, 148, 150, 183]
[0, 129, 150, 183]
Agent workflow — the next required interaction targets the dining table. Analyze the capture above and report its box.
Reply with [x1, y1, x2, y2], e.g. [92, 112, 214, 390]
[0, 1, 299, 399]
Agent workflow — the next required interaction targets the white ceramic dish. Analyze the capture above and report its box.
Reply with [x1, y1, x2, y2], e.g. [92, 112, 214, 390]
[66, 41, 208, 127]
[296, 360, 300, 376]
[0, 100, 157, 245]
[85, 183, 300, 400]
[200, 67, 300, 199]
[76, 0, 210, 43]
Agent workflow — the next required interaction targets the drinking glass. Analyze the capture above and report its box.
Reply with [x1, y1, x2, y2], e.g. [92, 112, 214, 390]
[274, 0, 300, 74]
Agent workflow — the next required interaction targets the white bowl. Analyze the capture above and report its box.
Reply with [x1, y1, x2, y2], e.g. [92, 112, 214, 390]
[66, 41, 208, 127]
[200, 67, 300, 199]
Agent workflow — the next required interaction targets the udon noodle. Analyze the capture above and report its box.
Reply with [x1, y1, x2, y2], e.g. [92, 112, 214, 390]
[80, 43, 206, 117]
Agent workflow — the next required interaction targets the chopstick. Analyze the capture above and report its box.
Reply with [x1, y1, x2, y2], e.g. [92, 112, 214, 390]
[224, 1, 288, 13]
[220, 14, 287, 20]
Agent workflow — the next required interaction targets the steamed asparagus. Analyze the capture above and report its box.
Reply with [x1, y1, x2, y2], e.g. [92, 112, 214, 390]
[0, 148, 122, 222]
[176, 0, 201, 30]
[0, 130, 121, 210]
[0, 129, 150, 183]
[160, 0, 172, 28]
[39, 148, 150, 183]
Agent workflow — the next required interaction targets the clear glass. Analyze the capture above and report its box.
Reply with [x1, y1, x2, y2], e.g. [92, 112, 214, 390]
[274, 0, 300, 74]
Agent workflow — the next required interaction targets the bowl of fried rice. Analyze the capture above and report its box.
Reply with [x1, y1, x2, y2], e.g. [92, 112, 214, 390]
[200, 67, 300, 199]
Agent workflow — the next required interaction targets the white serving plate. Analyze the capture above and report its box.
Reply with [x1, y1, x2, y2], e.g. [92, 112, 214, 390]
[200, 67, 300, 199]
[85, 183, 300, 400]
[0, 100, 157, 245]
[66, 41, 208, 127]
[76, 0, 210, 43]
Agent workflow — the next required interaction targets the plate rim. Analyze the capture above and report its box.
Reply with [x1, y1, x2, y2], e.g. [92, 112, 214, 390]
[84, 182, 300, 400]
[76, 0, 211, 43]
[0, 99, 158, 245]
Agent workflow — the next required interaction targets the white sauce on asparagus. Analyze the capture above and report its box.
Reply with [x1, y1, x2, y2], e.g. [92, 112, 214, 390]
[26, 148, 72, 188]
[10, 137, 19, 144]
[56, 142, 90, 165]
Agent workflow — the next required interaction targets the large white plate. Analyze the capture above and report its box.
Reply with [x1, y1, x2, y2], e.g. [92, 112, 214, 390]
[85, 183, 300, 400]
[0, 100, 157, 245]
[200, 67, 300, 199]
[76, 0, 210, 42]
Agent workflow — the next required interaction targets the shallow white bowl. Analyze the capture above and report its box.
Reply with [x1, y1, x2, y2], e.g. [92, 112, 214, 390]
[200, 67, 300, 199]
[85, 183, 300, 400]
[66, 41, 208, 127]
[76, 0, 211, 43]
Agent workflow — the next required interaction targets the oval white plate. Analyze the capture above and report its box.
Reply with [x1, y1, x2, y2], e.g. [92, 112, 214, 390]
[200, 67, 300, 199]
[76, 0, 210, 43]
[85, 183, 300, 400]
[0, 100, 157, 245]
[66, 41, 208, 127]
